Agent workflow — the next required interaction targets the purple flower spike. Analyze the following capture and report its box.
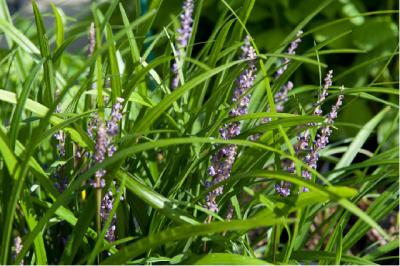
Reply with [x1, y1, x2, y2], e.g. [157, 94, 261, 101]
[93, 120, 107, 186]
[171, 0, 195, 89]
[275, 81, 294, 113]
[275, 30, 303, 79]
[205, 36, 257, 214]
[100, 190, 117, 242]
[259, 31, 303, 130]
[277, 72, 342, 197]
[300, 85, 344, 191]
[107, 97, 124, 136]
[90, 98, 125, 187]
[54, 130, 65, 157]
[176, 0, 194, 49]
[297, 70, 334, 152]
[313, 70, 333, 117]
[54, 92, 66, 157]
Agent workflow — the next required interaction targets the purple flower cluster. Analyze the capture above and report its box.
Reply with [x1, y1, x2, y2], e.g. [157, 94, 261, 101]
[275, 71, 344, 196]
[300, 86, 344, 192]
[106, 97, 124, 156]
[293, 70, 334, 154]
[313, 70, 333, 116]
[275, 31, 303, 78]
[89, 98, 124, 242]
[90, 97, 124, 188]
[176, 0, 194, 48]
[171, 0, 195, 89]
[93, 120, 107, 186]
[205, 36, 257, 213]
[261, 31, 302, 124]
[54, 130, 65, 157]
[54, 93, 65, 157]
[100, 190, 117, 242]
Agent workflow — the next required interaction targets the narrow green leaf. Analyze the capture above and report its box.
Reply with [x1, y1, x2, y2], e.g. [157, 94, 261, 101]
[32, 0, 56, 106]
[102, 217, 290, 264]
[51, 3, 64, 49]
[106, 23, 122, 100]
[20, 194, 48, 264]
[330, 106, 390, 180]
[0, 19, 40, 54]
[188, 253, 270, 265]
[9, 59, 44, 148]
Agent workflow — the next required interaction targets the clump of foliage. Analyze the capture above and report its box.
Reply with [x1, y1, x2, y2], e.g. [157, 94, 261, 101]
[0, 0, 398, 264]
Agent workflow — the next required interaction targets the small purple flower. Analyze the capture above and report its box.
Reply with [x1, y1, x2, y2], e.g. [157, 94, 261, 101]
[171, 0, 195, 89]
[13, 236, 23, 265]
[54, 131, 65, 157]
[107, 97, 124, 136]
[208, 166, 216, 176]
[205, 36, 257, 213]
[275, 183, 291, 197]
[90, 178, 105, 189]
[87, 115, 97, 139]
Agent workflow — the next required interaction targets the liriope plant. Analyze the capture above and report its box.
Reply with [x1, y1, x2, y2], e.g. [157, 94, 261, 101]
[0, 0, 398, 265]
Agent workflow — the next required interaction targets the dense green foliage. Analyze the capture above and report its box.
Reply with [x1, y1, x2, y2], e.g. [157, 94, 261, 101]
[0, 0, 398, 264]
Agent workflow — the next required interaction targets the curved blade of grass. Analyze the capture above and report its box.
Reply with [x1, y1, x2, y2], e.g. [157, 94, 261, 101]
[105, 23, 122, 100]
[334, 53, 399, 81]
[102, 217, 291, 264]
[239, 115, 324, 137]
[132, 59, 245, 132]
[0, 89, 89, 148]
[258, 53, 327, 68]
[59, 197, 96, 264]
[32, 0, 56, 106]
[342, 183, 398, 251]
[0, 127, 18, 175]
[305, 10, 399, 36]
[363, 240, 399, 261]
[223, 170, 389, 241]
[0, 19, 40, 54]
[329, 106, 390, 180]
[285, 251, 376, 265]
[20, 194, 47, 264]
[187, 253, 270, 265]
[9, 59, 44, 148]
[50, 3, 64, 49]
